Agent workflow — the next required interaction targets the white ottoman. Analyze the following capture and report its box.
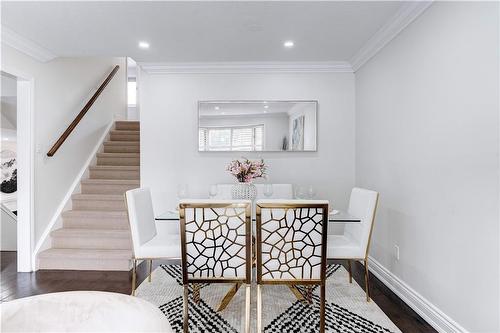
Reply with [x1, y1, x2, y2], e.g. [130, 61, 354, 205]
[1, 291, 173, 332]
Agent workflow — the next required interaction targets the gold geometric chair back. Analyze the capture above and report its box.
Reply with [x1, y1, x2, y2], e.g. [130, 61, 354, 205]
[255, 200, 329, 333]
[179, 200, 252, 333]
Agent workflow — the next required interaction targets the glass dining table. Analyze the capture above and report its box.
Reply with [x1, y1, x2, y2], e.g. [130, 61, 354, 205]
[155, 209, 361, 222]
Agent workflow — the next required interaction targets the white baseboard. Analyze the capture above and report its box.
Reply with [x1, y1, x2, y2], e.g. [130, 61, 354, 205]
[32, 121, 115, 270]
[367, 256, 468, 333]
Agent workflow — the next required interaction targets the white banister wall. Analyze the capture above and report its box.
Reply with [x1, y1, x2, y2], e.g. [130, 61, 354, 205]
[1, 45, 127, 247]
[355, 2, 499, 332]
[139, 71, 356, 214]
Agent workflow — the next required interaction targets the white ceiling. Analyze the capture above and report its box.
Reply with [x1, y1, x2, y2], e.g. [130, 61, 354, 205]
[1, 1, 405, 63]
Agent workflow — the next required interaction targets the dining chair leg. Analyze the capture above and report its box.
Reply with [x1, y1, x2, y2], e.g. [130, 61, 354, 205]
[131, 259, 137, 296]
[245, 284, 251, 333]
[148, 259, 153, 282]
[320, 283, 326, 333]
[193, 283, 200, 305]
[257, 284, 262, 333]
[347, 259, 352, 284]
[183, 285, 189, 333]
[364, 258, 371, 302]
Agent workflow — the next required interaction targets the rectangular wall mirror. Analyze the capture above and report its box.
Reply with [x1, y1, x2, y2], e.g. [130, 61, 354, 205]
[198, 100, 317, 152]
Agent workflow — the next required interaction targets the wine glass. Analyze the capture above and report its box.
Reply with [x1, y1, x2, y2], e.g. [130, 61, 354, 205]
[294, 185, 306, 199]
[263, 184, 273, 198]
[177, 184, 189, 200]
[307, 185, 316, 199]
[209, 184, 219, 199]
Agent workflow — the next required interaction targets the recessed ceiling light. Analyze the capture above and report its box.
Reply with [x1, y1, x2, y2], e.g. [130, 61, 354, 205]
[138, 41, 150, 49]
[221, 112, 226, 115]
[284, 40, 294, 48]
[264, 105, 269, 109]
[214, 106, 220, 110]
[263, 110, 268, 114]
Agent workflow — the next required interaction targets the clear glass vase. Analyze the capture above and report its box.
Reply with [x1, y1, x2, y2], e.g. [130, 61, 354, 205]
[231, 183, 257, 201]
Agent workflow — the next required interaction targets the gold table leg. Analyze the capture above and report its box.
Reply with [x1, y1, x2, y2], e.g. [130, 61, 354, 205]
[288, 285, 307, 303]
[216, 282, 242, 312]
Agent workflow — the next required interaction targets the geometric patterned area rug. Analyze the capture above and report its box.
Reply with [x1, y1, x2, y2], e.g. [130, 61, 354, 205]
[136, 264, 401, 333]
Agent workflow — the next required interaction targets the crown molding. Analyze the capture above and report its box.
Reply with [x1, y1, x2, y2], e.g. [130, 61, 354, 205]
[139, 61, 353, 74]
[1, 26, 57, 63]
[350, 1, 433, 72]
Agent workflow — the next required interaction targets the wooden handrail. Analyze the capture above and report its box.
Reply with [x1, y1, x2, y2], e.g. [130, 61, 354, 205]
[47, 65, 120, 157]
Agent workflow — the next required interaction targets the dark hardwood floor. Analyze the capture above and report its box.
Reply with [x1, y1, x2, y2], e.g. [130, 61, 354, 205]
[334, 259, 437, 333]
[1, 251, 436, 333]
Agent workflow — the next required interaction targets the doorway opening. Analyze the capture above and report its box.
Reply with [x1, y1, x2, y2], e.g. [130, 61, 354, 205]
[0, 70, 34, 272]
[1, 72, 18, 253]
[127, 57, 139, 120]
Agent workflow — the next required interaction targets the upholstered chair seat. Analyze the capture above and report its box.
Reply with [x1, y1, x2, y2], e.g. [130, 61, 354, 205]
[327, 234, 364, 258]
[134, 234, 181, 258]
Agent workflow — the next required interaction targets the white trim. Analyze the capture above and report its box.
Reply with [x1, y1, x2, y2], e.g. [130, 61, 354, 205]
[1, 26, 57, 63]
[350, 1, 433, 72]
[15, 77, 35, 272]
[139, 61, 353, 74]
[32, 121, 114, 270]
[367, 256, 469, 333]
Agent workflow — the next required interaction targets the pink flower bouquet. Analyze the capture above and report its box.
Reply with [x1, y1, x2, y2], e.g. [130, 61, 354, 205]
[226, 158, 267, 183]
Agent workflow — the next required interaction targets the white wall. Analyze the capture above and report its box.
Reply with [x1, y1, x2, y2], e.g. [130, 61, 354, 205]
[1, 45, 127, 245]
[355, 2, 499, 332]
[140, 72, 355, 214]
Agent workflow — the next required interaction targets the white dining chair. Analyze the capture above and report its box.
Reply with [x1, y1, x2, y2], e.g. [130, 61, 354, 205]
[179, 200, 252, 333]
[125, 188, 181, 296]
[327, 187, 379, 302]
[256, 200, 329, 333]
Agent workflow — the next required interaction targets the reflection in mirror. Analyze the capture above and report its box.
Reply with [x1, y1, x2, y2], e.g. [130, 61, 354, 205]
[198, 101, 317, 152]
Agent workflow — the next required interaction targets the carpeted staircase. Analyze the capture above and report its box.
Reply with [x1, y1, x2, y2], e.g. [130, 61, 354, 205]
[38, 121, 139, 271]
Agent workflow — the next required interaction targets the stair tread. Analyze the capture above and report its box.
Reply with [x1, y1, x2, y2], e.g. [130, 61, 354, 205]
[81, 179, 140, 185]
[38, 248, 132, 259]
[96, 153, 140, 158]
[89, 165, 139, 170]
[104, 141, 140, 146]
[115, 121, 139, 125]
[62, 210, 128, 218]
[72, 193, 125, 200]
[51, 228, 130, 238]
[110, 130, 139, 135]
